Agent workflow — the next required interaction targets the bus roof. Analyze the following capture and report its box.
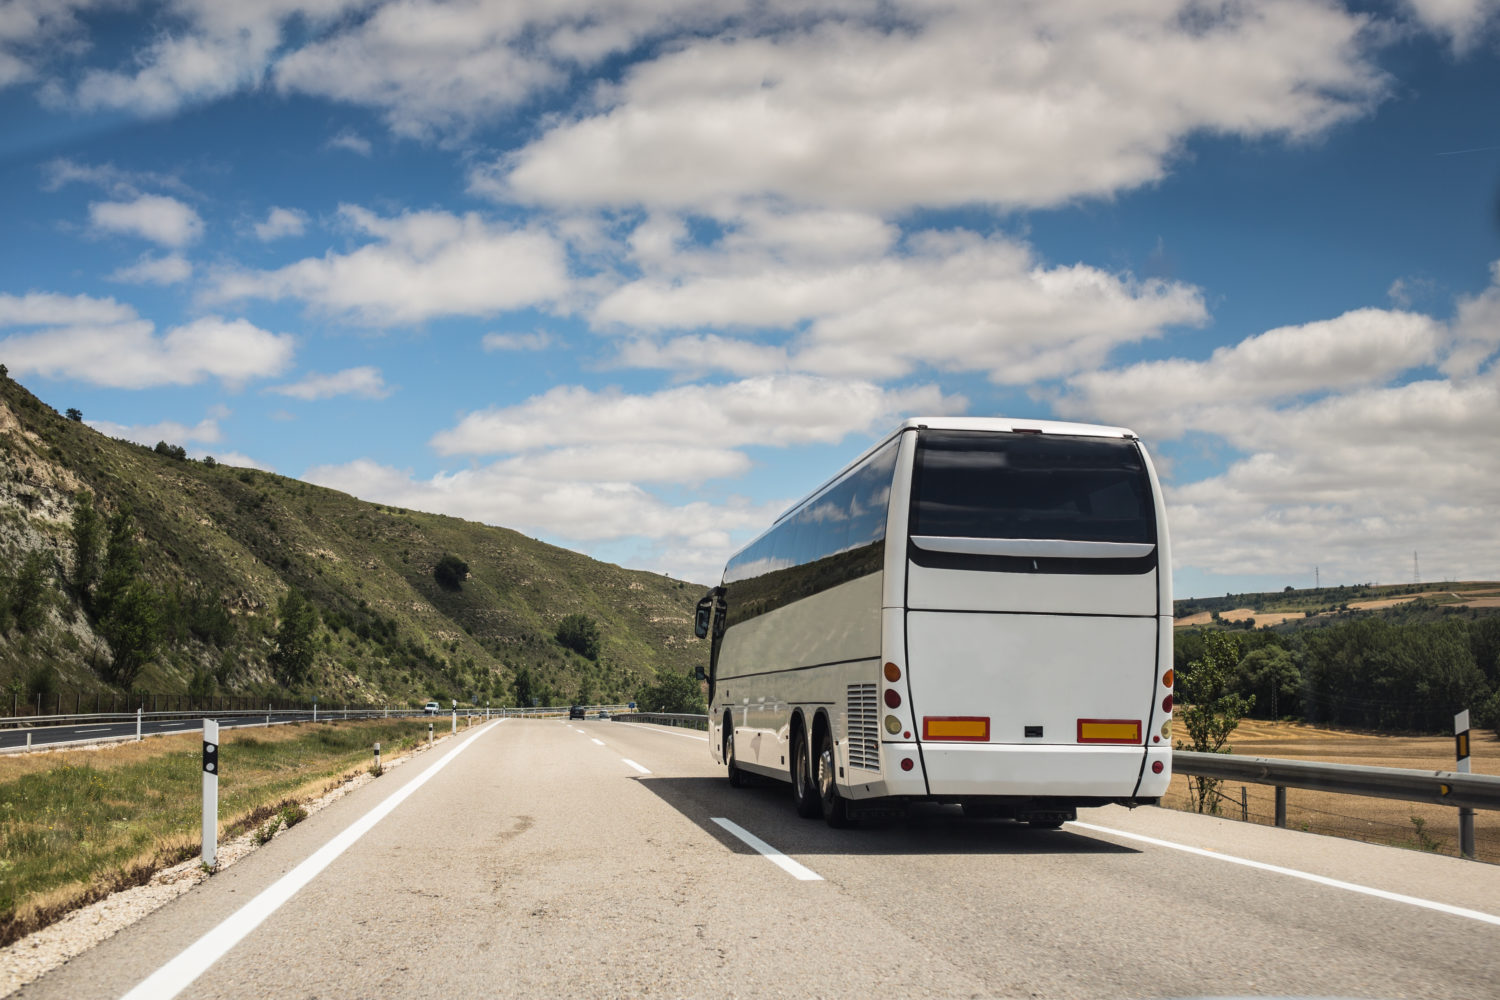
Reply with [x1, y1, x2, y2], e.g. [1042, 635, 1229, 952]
[761, 415, 1139, 533]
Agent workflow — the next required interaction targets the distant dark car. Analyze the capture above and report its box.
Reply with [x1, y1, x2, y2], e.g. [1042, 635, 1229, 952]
[569, 705, 586, 720]
[598, 710, 610, 720]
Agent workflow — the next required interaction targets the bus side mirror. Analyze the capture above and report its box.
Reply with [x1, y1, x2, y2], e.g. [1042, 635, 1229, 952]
[694, 594, 714, 638]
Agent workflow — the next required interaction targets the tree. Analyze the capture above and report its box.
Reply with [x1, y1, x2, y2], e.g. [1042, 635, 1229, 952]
[1238, 645, 1300, 720]
[0, 364, 7, 378]
[8, 551, 50, 633]
[269, 588, 319, 686]
[512, 665, 536, 707]
[635, 670, 707, 714]
[65, 407, 82, 421]
[95, 508, 143, 620]
[555, 613, 600, 660]
[98, 580, 162, 688]
[1177, 631, 1254, 814]
[69, 492, 103, 600]
[153, 441, 186, 460]
[433, 554, 468, 591]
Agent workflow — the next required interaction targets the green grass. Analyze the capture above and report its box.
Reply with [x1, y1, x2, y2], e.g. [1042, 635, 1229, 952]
[0, 719, 433, 945]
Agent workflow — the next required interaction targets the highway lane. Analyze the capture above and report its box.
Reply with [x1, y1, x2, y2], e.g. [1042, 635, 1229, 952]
[16, 718, 1500, 999]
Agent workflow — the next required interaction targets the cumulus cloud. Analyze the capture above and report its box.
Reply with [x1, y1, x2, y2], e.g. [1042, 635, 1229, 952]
[89, 195, 203, 247]
[108, 253, 193, 285]
[429, 374, 964, 455]
[86, 414, 223, 448]
[0, 0, 98, 90]
[207, 205, 569, 325]
[1403, 0, 1500, 52]
[0, 300, 294, 389]
[325, 128, 372, 155]
[1060, 308, 1445, 438]
[253, 206, 308, 242]
[494, 0, 1387, 212]
[269, 365, 392, 400]
[597, 219, 1207, 383]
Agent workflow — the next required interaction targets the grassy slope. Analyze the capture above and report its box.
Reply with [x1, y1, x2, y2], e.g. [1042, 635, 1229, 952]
[0, 375, 707, 705]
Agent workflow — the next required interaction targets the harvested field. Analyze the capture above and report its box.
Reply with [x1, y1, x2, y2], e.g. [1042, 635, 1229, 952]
[1174, 608, 1302, 628]
[1164, 719, 1500, 864]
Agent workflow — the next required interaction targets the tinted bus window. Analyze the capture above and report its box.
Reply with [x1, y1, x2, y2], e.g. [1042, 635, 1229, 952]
[910, 431, 1155, 544]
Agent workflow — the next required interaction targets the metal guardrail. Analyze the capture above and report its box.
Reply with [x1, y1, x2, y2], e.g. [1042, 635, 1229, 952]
[1174, 750, 1500, 812]
[614, 712, 709, 730]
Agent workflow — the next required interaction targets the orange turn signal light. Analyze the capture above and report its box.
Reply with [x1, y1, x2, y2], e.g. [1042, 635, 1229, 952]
[884, 662, 902, 682]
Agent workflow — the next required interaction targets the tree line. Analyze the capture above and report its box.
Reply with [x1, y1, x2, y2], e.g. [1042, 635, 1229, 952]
[1175, 613, 1500, 734]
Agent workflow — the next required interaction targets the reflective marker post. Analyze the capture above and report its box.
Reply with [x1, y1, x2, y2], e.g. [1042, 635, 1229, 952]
[202, 719, 219, 870]
[1456, 709, 1474, 860]
[136, 706, 142, 742]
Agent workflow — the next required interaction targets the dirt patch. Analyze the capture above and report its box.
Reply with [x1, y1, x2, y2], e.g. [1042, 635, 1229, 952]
[1167, 720, 1500, 863]
[1174, 608, 1301, 629]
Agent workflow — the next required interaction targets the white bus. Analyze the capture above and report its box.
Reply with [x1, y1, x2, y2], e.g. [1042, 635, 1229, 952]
[694, 417, 1173, 827]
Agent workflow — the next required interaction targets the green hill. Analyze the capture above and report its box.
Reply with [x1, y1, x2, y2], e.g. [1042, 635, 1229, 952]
[0, 372, 707, 710]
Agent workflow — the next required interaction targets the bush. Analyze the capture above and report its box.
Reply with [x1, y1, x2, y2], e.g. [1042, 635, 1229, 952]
[433, 554, 468, 591]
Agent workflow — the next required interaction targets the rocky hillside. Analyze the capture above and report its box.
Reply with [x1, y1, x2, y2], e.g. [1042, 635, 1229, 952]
[0, 372, 706, 709]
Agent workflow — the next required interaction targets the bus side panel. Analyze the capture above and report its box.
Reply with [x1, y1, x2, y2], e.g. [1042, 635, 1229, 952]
[714, 571, 883, 774]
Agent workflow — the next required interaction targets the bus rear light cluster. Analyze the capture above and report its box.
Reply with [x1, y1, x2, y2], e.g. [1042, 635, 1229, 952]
[1161, 694, 1173, 714]
[884, 714, 902, 735]
[884, 689, 902, 709]
[884, 662, 902, 682]
[1160, 721, 1170, 739]
[1162, 669, 1174, 688]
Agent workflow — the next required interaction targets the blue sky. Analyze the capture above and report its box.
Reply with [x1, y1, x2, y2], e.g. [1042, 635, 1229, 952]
[1, 0, 1498, 597]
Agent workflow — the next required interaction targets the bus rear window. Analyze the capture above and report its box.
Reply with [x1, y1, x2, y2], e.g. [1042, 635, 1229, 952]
[910, 431, 1156, 544]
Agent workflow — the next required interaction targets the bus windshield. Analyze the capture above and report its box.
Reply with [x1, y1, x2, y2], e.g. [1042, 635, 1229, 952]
[910, 430, 1156, 544]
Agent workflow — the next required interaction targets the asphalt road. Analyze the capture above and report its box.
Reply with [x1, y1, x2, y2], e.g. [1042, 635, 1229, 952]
[17, 719, 1500, 999]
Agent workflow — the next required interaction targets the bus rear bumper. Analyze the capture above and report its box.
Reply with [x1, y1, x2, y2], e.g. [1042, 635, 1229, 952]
[917, 742, 1171, 798]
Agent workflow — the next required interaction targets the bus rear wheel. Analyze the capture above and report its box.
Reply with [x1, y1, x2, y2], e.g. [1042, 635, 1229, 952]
[817, 730, 851, 828]
[792, 731, 820, 818]
[725, 720, 746, 788]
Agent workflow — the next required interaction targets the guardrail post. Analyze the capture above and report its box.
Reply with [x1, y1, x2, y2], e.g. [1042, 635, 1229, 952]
[1274, 786, 1286, 827]
[202, 720, 219, 870]
[1456, 710, 1474, 859]
[136, 706, 142, 742]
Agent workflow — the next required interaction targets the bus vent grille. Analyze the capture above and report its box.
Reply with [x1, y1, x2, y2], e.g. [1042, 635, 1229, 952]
[846, 684, 880, 771]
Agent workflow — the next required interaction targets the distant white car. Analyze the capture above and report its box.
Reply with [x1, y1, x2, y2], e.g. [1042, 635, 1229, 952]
[424, 701, 440, 714]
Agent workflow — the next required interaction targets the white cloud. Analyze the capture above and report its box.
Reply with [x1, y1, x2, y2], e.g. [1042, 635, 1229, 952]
[596, 221, 1207, 383]
[108, 253, 193, 285]
[89, 195, 203, 247]
[1060, 308, 1445, 439]
[0, 292, 136, 327]
[0, 308, 295, 389]
[1166, 371, 1500, 584]
[253, 206, 308, 242]
[429, 374, 964, 455]
[1403, 0, 1500, 52]
[203, 450, 275, 471]
[42, 158, 197, 199]
[325, 128, 372, 155]
[86, 415, 223, 448]
[1444, 259, 1500, 377]
[302, 455, 782, 579]
[207, 205, 569, 325]
[496, 1, 1386, 213]
[269, 365, 392, 400]
[0, 0, 98, 90]
[482, 331, 552, 351]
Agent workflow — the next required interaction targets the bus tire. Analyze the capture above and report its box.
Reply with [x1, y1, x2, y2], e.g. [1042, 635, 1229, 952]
[1028, 818, 1064, 830]
[817, 729, 851, 828]
[726, 721, 746, 788]
[792, 731, 820, 818]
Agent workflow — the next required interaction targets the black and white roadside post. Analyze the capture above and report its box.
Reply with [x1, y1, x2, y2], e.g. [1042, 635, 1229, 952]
[312, 696, 318, 724]
[136, 706, 143, 742]
[1456, 709, 1474, 860]
[451, 699, 457, 735]
[374, 741, 381, 773]
[427, 720, 433, 744]
[202, 719, 220, 870]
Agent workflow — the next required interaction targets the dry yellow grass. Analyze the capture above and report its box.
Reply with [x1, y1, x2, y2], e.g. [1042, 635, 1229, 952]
[1166, 719, 1500, 863]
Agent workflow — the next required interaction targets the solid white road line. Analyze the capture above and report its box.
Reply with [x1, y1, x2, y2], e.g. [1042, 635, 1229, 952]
[711, 818, 823, 881]
[621, 758, 651, 774]
[1070, 821, 1500, 927]
[76, 727, 112, 733]
[118, 721, 499, 1000]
